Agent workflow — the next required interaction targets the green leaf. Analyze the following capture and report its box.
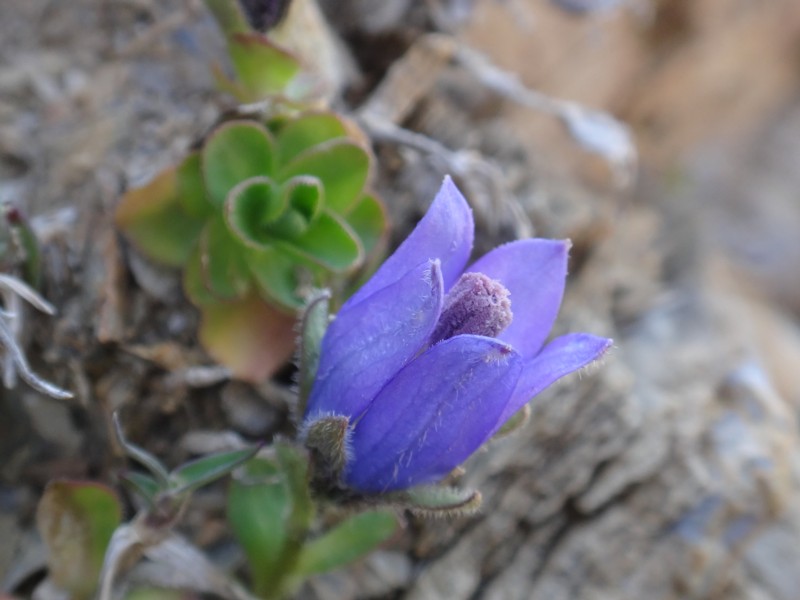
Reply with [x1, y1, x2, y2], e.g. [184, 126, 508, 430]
[228, 457, 290, 597]
[124, 588, 188, 600]
[175, 154, 213, 218]
[210, 63, 251, 102]
[116, 155, 208, 267]
[119, 472, 160, 506]
[282, 176, 323, 229]
[344, 194, 388, 258]
[247, 245, 305, 309]
[199, 216, 251, 300]
[202, 121, 276, 208]
[279, 140, 370, 214]
[183, 245, 219, 306]
[278, 211, 363, 273]
[294, 511, 397, 577]
[36, 481, 122, 600]
[224, 176, 285, 248]
[202, 0, 251, 34]
[275, 441, 314, 538]
[198, 290, 296, 382]
[170, 446, 260, 494]
[113, 413, 171, 487]
[296, 290, 330, 415]
[4, 207, 42, 286]
[275, 112, 349, 164]
[228, 33, 301, 100]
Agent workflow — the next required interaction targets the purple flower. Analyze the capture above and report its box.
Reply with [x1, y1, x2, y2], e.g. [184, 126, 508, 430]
[303, 177, 611, 494]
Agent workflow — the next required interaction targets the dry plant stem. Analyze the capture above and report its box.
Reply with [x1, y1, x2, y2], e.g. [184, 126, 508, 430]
[2, 291, 21, 388]
[357, 114, 533, 237]
[358, 114, 505, 190]
[99, 520, 259, 600]
[454, 45, 638, 185]
[0, 306, 72, 400]
[0, 273, 56, 314]
[0, 273, 71, 398]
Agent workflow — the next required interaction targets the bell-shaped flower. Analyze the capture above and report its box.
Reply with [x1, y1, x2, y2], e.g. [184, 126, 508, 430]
[302, 177, 612, 494]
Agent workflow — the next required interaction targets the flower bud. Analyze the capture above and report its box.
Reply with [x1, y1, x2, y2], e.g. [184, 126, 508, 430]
[430, 272, 512, 344]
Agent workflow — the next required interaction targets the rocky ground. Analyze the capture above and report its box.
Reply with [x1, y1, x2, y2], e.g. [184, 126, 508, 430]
[2, 0, 800, 598]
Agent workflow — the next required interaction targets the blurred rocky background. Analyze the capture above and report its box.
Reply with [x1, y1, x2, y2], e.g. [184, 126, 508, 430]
[2, 0, 800, 598]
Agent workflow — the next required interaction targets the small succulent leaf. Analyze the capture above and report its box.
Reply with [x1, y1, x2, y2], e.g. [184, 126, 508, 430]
[175, 153, 213, 219]
[115, 155, 207, 267]
[275, 441, 314, 536]
[183, 245, 219, 306]
[279, 140, 370, 214]
[228, 33, 301, 99]
[36, 481, 122, 600]
[342, 194, 389, 295]
[282, 175, 323, 225]
[255, 177, 324, 241]
[200, 216, 251, 300]
[277, 211, 363, 273]
[170, 446, 260, 494]
[247, 245, 306, 309]
[344, 194, 388, 258]
[302, 414, 351, 482]
[202, 0, 251, 34]
[294, 511, 397, 577]
[228, 457, 290, 597]
[199, 290, 296, 382]
[202, 121, 276, 208]
[296, 289, 331, 416]
[400, 485, 482, 517]
[119, 471, 160, 506]
[224, 175, 285, 248]
[274, 112, 349, 164]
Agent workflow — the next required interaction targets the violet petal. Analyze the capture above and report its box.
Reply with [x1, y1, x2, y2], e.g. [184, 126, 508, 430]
[304, 260, 444, 421]
[343, 176, 473, 310]
[497, 332, 612, 427]
[345, 335, 522, 493]
[468, 239, 569, 357]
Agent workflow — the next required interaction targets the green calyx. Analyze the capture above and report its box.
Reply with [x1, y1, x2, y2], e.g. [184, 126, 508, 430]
[115, 112, 387, 382]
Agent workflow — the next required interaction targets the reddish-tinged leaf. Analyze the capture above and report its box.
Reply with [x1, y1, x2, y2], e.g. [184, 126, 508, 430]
[115, 155, 208, 267]
[36, 481, 122, 600]
[199, 291, 296, 382]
